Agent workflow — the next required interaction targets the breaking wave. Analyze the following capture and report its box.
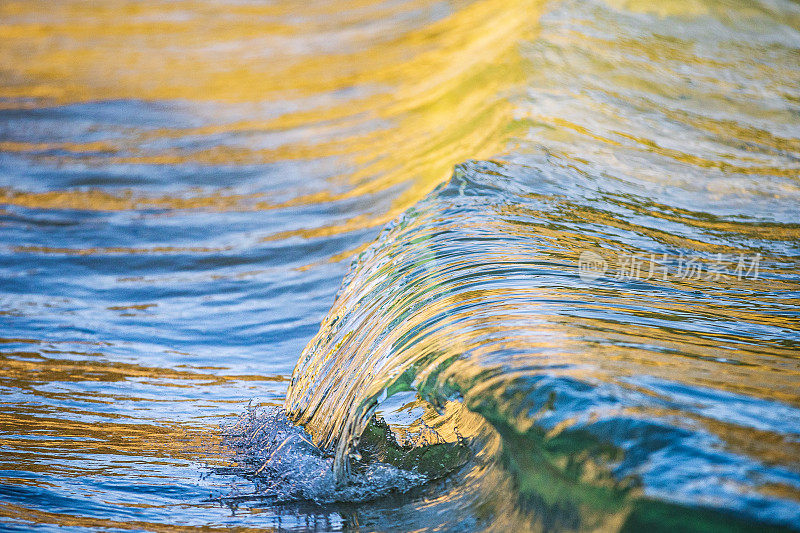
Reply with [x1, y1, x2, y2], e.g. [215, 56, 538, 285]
[229, 155, 800, 531]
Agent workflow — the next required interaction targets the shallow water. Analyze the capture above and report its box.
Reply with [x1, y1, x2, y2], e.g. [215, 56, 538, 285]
[1, 0, 799, 531]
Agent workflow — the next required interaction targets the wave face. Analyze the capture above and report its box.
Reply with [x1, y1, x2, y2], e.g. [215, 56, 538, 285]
[285, 159, 800, 529]
[285, 0, 800, 529]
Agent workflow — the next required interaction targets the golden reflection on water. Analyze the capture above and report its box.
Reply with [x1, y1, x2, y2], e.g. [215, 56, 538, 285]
[0, 0, 541, 244]
[3, 0, 800, 529]
[0, 502, 272, 533]
[0, 346, 283, 461]
[0, 2, 545, 527]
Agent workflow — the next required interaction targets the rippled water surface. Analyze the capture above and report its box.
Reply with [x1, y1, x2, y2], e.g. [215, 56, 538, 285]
[1, 0, 799, 531]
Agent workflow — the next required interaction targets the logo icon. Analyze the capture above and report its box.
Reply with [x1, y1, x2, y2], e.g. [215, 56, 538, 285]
[578, 250, 607, 282]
